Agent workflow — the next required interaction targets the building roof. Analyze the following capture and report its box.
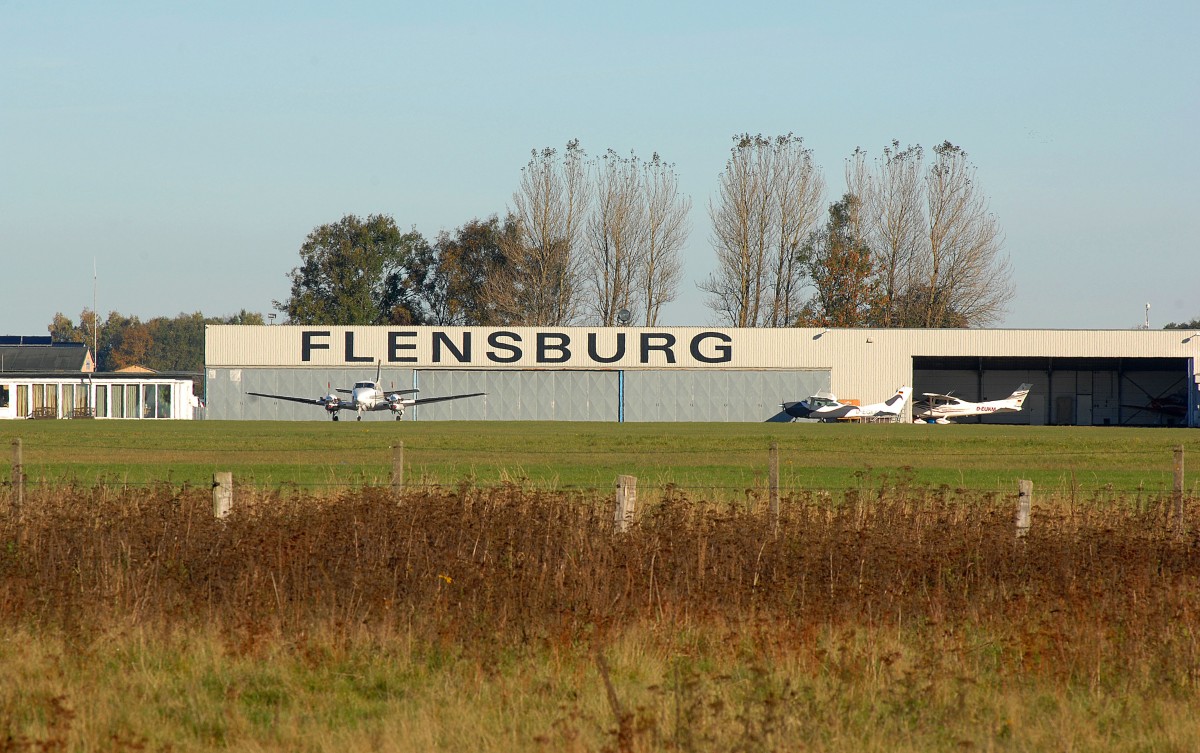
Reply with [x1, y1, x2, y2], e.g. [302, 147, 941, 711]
[0, 342, 93, 372]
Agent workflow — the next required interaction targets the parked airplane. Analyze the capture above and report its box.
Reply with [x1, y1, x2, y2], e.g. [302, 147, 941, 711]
[782, 386, 912, 422]
[247, 363, 484, 421]
[912, 383, 1032, 424]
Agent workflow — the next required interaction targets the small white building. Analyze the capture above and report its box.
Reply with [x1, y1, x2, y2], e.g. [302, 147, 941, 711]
[0, 336, 199, 420]
[0, 373, 200, 420]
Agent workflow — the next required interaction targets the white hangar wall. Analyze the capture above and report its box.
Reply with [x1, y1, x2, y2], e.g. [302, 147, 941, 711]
[204, 326, 1200, 426]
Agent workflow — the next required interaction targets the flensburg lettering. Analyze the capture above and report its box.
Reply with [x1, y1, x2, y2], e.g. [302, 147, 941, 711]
[640, 333, 677, 364]
[299, 329, 735, 366]
[388, 331, 418, 363]
[587, 332, 625, 363]
[486, 331, 522, 363]
[691, 331, 733, 364]
[433, 331, 470, 363]
[345, 331, 373, 362]
[537, 333, 571, 363]
[301, 330, 331, 362]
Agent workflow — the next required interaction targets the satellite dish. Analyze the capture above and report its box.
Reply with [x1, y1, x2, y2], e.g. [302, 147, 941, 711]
[616, 308, 632, 325]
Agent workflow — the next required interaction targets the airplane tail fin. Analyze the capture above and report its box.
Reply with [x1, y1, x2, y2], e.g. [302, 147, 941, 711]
[375, 360, 383, 388]
[1009, 383, 1033, 407]
[888, 386, 912, 409]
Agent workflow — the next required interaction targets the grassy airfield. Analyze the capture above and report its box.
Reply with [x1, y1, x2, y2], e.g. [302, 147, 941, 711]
[3, 419, 1200, 751]
[1, 418, 1195, 495]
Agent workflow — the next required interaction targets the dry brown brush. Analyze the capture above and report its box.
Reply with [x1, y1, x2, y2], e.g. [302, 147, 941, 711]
[2, 482, 1199, 689]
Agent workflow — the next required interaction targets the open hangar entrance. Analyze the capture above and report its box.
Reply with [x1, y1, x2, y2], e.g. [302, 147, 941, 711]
[912, 356, 1195, 426]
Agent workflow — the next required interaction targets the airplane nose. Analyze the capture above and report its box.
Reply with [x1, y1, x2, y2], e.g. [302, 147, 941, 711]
[781, 401, 811, 418]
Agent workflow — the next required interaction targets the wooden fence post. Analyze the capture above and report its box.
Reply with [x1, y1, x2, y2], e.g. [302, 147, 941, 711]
[391, 442, 404, 491]
[614, 475, 637, 533]
[1016, 479, 1032, 539]
[768, 442, 780, 528]
[213, 472, 232, 519]
[11, 438, 23, 545]
[1173, 445, 1185, 528]
[11, 438, 22, 512]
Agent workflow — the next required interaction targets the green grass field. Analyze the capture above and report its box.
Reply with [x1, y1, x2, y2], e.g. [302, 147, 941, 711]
[2, 419, 1196, 495]
[3, 421, 1199, 751]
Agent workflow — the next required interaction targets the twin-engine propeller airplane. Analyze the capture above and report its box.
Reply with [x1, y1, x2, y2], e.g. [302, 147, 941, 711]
[912, 383, 1032, 424]
[247, 363, 484, 421]
[782, 386, 912, 422]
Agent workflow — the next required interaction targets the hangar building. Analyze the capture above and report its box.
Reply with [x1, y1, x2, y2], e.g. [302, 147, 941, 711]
[204, 325, 1200, 427]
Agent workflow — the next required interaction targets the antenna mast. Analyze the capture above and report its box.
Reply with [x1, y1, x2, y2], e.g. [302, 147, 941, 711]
[93, 259, 98, 364]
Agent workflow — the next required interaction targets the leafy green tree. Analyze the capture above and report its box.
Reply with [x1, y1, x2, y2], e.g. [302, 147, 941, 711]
[1164, 318, 1200, 329]
[276, 214, 431, 325]
[429, 216, 519, 325]
[795, 194, 883, 327]
[49, 309, 264, 372]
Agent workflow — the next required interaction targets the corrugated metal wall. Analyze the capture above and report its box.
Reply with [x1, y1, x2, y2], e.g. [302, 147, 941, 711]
[204, 327, 1199, 427]
[623, 370, 827, 422]
[208, 367, 829, 422]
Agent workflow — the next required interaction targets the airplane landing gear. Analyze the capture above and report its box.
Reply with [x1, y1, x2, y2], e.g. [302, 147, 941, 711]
[395, 414, 402, 421]
[357, 415, 362, 421]
[332, 414, 339, 421]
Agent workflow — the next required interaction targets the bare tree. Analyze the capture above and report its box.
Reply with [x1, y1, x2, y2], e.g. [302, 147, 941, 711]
[768, 137, 825, 326]
[846, 141, 926, 326]
[496, 140, 590, 325]
[849, 140, 1011, 328]
[640, 154, 689, 326]
[586, 150, 646, 325]
[920, 141, 1011, 327]
[701, 134, 825, 327]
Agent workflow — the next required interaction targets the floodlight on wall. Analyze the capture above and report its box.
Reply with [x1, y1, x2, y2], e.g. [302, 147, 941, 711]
[1183, 332, 1200, 344]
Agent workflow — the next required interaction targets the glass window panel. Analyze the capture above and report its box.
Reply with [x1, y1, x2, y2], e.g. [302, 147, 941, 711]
[97, 385, 108, 417]
[142, 385, 156, 418]
[157, 385, 171, 419]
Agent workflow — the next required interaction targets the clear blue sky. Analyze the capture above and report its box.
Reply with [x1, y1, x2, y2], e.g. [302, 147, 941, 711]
[3, 0, 1197, 335]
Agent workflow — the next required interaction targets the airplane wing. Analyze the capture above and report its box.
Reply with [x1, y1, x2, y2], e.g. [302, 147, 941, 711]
[407, 392, 486, 407]
[246, 391, 327, 406]
[246, 391, 358, 411]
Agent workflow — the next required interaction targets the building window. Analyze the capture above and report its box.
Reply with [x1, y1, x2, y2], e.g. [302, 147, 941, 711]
[0, 385, 8, 408]
[157, 384, 172, 419]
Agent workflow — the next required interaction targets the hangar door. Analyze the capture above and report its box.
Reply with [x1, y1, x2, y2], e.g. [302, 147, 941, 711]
[415, 369, 829, 422]
[223, 367, 829, 422]
[912, 356, 1194, 426]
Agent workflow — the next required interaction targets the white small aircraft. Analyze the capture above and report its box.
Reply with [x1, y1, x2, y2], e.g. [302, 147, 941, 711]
[782, 386, 912, 422]
[247, 363, 484, 421]
[912, 383, 1032, 424]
